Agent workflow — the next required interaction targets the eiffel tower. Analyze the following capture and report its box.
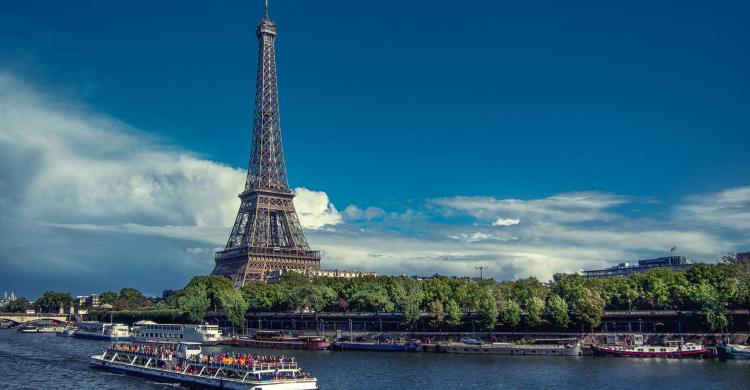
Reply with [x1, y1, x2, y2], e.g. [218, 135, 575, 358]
[212, 0, 320, 287]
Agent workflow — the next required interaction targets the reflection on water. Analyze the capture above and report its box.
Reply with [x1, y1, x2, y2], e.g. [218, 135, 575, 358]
[1, 331, 748, 389]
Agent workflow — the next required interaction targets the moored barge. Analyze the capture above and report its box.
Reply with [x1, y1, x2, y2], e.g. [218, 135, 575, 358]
[230, 331, 330, 350]
[443, 341, 581, 356]
[592, 340, 709, 358]
[89, 342, 318, 389]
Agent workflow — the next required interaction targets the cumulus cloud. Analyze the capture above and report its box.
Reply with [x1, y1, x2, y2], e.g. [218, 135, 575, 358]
[294, 187, 342, 229]
[0, 72, 340, 295]
[0, 70, 746, 294]
[493, 218, 520, 226]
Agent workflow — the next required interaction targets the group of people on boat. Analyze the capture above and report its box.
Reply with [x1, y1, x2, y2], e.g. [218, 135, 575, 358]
[189, 351, 295, 369]
[110, 343, 175, 359]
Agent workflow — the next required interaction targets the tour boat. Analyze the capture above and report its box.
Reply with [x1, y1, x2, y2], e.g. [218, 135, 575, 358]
[130, 321, 223, 345]
[89, 342, 318, 390]
[74, 321, 130, 341]
[592, 340, 709, 358]
[231, 331, 331, 350]
[443, 341, 581, 356]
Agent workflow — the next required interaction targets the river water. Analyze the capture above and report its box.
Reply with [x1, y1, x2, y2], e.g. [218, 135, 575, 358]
[1, 330, 748, 389]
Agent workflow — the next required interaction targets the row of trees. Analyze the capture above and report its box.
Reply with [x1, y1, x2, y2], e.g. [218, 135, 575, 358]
[7, 255, 747, 332]
[162, 255, 748, 332]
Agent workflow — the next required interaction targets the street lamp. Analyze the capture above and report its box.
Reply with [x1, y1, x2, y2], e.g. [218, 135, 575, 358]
[474, 266, 488, 280]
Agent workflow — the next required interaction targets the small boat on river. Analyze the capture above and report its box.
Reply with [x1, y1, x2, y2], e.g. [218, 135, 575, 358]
[230, 331, 331, 350]
[89, 342, 317, 389]
[717, 344, 750, 359]
[443, 340, 581, 356]
[592, 340, 709, 358]
[335, 339, 421, 352]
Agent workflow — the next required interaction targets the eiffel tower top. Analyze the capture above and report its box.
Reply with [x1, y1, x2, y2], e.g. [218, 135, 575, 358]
[245, 0, 287, 194]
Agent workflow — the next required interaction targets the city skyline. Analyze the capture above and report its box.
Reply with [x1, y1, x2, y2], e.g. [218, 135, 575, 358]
[1, 0, 748, 297]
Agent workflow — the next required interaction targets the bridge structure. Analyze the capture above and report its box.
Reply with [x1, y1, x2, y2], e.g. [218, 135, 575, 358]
[0, 312, 69, 326]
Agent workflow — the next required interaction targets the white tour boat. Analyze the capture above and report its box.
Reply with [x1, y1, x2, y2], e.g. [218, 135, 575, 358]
[89, 342, 318, 390]
[130, 321, 223, 345]
[74, 321, 130, 341]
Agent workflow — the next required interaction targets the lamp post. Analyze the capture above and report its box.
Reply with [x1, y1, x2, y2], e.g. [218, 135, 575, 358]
[474, 266, 488, 280]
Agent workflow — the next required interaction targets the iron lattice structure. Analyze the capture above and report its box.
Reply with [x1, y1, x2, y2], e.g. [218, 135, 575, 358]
[212, 2, 320, 287]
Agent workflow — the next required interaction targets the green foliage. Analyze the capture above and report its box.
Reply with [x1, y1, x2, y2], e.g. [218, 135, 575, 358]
[476, 288, 498, 330]
[217, 288, 249, 328]
[3, 297, 31, 313]
[444, 299, 463, 328]
[242, 282, 288, 312]
[572, 287, 605, 329]
[178, 283, 210, 323]
[688, 282, 731, 331]
[524, 296, 546, 327]
[429, 300, 445, 328]
[115, 288, 149, 310]
[34, 291, 73, 312]
[499, 299, 521, 328]
[99, 291, 118, 305]
[546, 294, 570, 328]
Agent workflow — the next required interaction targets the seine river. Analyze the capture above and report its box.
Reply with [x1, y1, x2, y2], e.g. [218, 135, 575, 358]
[1, 330, 749, 389]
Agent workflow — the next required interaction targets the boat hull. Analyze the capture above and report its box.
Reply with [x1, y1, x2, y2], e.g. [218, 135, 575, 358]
[233, 338, 331, 350]
[74, 332, 130, 342]
[89, 356, 317, 390]
[443, 344, 581, 356]
[335, 342, 420, 352]
[592, 345, 709, 358]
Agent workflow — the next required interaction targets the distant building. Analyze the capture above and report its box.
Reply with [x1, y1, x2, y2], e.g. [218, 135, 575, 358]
[737, 252, 750, 262]
[75, 294, 101, 307]
[1, 291, 17, 307]
[266, 269, 377, 284]
[581, 256, 695, 279]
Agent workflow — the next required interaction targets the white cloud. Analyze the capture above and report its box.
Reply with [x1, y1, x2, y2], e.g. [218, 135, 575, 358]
[0, 72, 340, 295]
[493, 218, 520, 226]
[433, 192, 628, 224]
[294, 187, 342, 229]
[675, 186, 750, 231]
[0, 70, 746, 294]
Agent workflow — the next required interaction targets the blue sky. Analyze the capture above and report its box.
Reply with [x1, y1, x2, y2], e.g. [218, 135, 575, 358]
[0, 0, 748, 297]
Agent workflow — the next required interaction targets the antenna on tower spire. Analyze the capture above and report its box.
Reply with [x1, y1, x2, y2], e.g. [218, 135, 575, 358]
[264, 0, 269, 18]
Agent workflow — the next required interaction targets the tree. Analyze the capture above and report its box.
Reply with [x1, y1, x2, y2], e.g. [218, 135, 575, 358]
[524, 296, 546, 327]
[217, 288, 249, 328]
[476, 288, 498, 331]
[115, 288, 148, 310]
[688, 283, 731, 332]
[178, 284, 210, 323]
[299, 284, 336, 313]
[349, 283, 395, 312]
[34, 291, 73, 312]
[429, 300, 444, 329]
[99, 291, 118, 305]
[4, 297, 31, 313]
[242, 282, 287, 312]
[445, 299, 463, 329]
[391, 279, 424, 328]
[572, 287, 605, 329]
[546, 294, 570, 329]
[499, 299, 521, 328]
